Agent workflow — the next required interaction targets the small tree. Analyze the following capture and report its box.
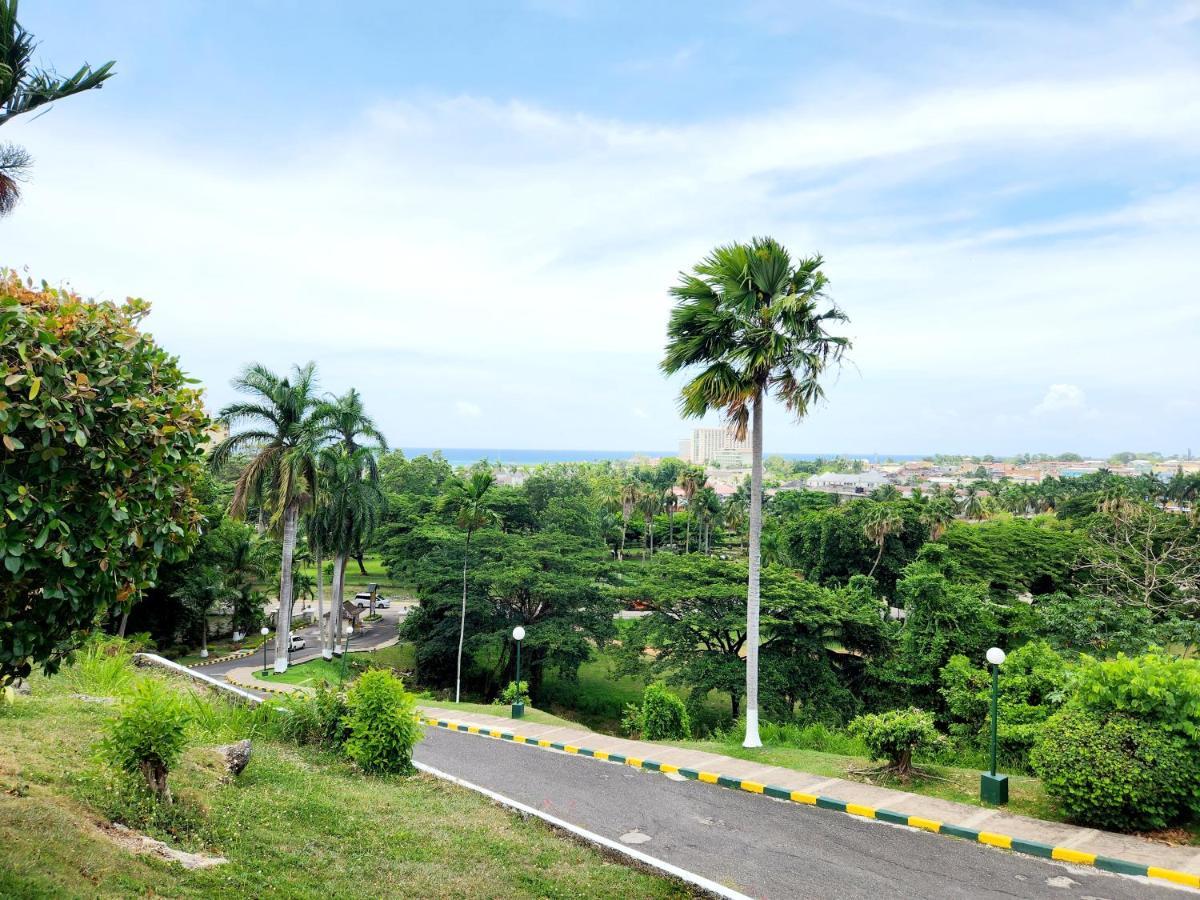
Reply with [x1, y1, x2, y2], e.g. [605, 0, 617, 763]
[100, 679, 192, 803]
[848, 707, 945, 780]
[343, 669, 422, 774]
[638, 683, 691, 740]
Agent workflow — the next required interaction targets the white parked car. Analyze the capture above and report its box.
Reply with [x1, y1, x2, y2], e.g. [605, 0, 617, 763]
[354, 592, 389, 609]
[288, 634, 306, 651]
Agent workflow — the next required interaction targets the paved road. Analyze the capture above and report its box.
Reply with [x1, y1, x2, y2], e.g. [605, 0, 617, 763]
[199, 602, 410, 694]
[413, 727, 1183, 900]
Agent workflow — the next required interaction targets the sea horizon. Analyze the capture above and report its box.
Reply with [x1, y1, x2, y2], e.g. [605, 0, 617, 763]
[399, 447, 928, 468]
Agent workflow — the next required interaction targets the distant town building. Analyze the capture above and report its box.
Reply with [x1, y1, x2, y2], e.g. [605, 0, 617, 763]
[806, 471, 888, 495]
[681, 427, 749, 465]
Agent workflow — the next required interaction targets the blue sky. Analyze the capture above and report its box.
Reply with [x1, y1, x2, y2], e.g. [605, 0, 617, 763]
[5, 1, 1199, 455]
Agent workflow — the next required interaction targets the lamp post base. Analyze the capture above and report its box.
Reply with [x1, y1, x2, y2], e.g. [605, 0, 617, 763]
[980, 772, 1009, 805]
[511, 702, 525, 719]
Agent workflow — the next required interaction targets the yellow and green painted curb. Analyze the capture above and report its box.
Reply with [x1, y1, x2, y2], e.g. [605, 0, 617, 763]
[418, 715, 1200, 892]
[225, 674, 310, 697]
[188, 647, 256, 668]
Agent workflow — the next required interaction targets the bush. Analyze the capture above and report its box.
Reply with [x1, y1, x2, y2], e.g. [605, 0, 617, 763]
[1031, 709, 1193, 832]
[277, 683, 350, 749]
[848, 707, 945, 777]
[99, 679, 192, 802]
[637, 683, 690, 740]
[495, 680, 530, 707]
[343, 669, 422, 774]
[60, 634, 140, 696]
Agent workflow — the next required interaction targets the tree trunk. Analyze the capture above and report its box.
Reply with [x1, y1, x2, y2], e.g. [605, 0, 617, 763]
[868, 541, 885, 579]
[139, 760, 171, 804]
[354, 551, 368, 576]
[275, 504, 298, 673]
[317, 541, 330, 659]
[744, 392, 764, 748]
[455, 529, 473, 703]
[200, 619, 208, 658]
[618, 517, 627, 562]
[668, 508, 674, 545]
[331, 553, 347, 654]
[685, 510, 691, 553]
[117, 606, 130, 638]
[649, 518, 654, 557]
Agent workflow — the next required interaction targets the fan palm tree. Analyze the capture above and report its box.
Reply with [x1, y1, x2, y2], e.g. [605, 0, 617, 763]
[210, 363, 328, 672]
[863, 502, 904, 579]
[679, 469, 704, 553]
[439, 469, 500, 702]
[314, 445, 384, 657]
[921, 494, 958, 541]
[663, 238, 849, 748]
[0, 1, 115, 215]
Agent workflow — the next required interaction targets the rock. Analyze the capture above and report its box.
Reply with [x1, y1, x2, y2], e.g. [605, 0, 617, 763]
[102, 823, 227, 870]
[215, 739, 252, 776]
[70, 693, 116, 704]
[12, 679, 30, 696]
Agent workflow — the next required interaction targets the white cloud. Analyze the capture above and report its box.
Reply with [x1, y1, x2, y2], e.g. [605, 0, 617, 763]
[454, 401, 482, 418]
[4, 14, 1199, 453]
[1032, 384, 1087, 416]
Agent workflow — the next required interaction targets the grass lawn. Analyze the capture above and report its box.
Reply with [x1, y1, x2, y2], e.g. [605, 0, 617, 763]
[0, 670, 692, 898]
[296, 553, 413, 597]
[253, 644, 419, 689]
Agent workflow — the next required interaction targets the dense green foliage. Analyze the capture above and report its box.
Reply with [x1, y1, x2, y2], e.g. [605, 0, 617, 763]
[1, 273, 208, 683]
[343, 669, 422, 774]
[636, 683, 691, 740]
[277, 682, 351, 749]
[1031, 709, 1194, 831]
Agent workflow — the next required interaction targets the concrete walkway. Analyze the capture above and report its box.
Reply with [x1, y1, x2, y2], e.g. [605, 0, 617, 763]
[417, 704, 1200, 885]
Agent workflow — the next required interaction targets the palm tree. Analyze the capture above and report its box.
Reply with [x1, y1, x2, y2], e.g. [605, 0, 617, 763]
[439, 469, 500, 702]
[619, 480, 639, 562]
[960, 488, 986, 521]
[211, 363, 328, 672]
[664, 491, 679, 546]
[862, 503, 903, 579]
[921, 494, 957, 540]
[663, 238, 849, 748]
[0, 1, 114, 215]
[173, 566, 234, 660]
[314, 445, 384, 657]
[321, 387, 388, 575]
[638, 488, 660, 559]
[679, 469, 704, 553]
[220, 527, 273, 636]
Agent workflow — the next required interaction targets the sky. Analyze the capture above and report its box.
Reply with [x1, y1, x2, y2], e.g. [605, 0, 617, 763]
[4, 0, 1199, 457]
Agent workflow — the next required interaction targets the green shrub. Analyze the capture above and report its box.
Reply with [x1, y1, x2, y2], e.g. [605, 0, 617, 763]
[716, 719, 868, 756]
[60, 634, 142, 696]
[277, 683, 350, 749]
[620, 702, 642, 737]
[495, 680, 530, 706]
[637, 683, 690, 740]
[99, 679, 192, 802]
[343, 669, 422, 774]
[1031, 709, 1193, 832]
[848, 707, 945, 777]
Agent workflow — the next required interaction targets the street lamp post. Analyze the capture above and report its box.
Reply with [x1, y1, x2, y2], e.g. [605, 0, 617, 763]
[260, 626, 270, 676]
[511, 626, 526, 719]
[980, 646, 1009, 805]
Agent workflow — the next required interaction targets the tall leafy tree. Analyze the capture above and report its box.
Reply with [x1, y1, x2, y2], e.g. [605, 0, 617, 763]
[0, 0, 114, 215]
[438, 469, 500, 702]
[210, 363, 327, 672]
[663, 238, 849, 747]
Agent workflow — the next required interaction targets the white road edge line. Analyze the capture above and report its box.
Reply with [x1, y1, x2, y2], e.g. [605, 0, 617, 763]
[415, 760, 751, 900]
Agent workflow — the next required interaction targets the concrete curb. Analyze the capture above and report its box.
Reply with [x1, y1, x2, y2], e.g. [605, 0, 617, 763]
[417, 714, 1200, 893]
[224, 667, 313, 697]
[187, 647, 257, 668]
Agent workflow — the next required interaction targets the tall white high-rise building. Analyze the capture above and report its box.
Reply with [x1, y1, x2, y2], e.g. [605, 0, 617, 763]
[685, 427, 749, 466]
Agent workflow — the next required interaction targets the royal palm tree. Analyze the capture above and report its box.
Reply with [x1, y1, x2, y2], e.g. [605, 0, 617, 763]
[0, 0, 114, 215]
[619, 480, 639, 562]
[439, 469, 500, 702]
[211, 363, 328, 672]
[322, 387, 388, 575]
[314, 445, 384, 657]
[863, 502, 904, 579]
[663, 238, 849, 748]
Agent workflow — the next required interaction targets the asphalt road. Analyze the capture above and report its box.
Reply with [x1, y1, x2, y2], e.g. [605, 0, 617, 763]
[413, 727, 1183, 900]
[199, 602, 409, 693]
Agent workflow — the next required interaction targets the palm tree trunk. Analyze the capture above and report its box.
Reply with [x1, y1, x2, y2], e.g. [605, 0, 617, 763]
[455, 529, 473, 703]
[744, 393, 764, 749]
[275, 503, 298, 673]
[618, 517, 627, 562]
[200, 618, 208, 658]
[668, 508, 674, 545]
[331, 553, 347, 652]
[868, 541, 885, 579]
[685, 511, 691, 553]
[317, 542, 330, 659]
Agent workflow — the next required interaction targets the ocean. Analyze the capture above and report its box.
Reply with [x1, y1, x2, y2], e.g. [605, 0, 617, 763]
[399, 448, 927, 468]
